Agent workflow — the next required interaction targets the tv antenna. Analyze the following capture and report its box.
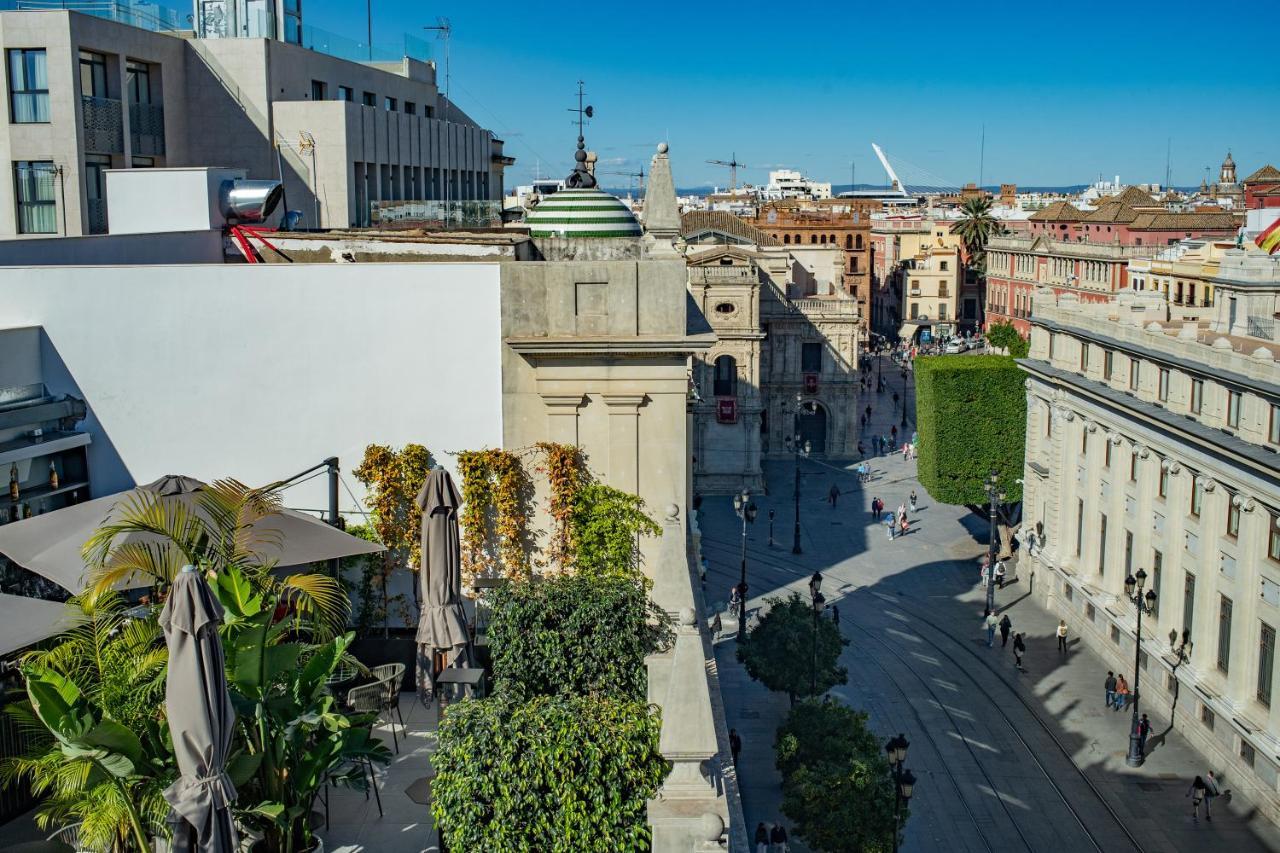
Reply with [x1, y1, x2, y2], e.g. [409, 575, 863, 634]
[424, 17, 452, 221]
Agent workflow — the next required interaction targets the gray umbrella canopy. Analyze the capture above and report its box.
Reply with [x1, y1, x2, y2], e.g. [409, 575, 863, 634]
[160, 565, 238, 853]
[0, 475, 383, 593]
[414, 469, 471, 700]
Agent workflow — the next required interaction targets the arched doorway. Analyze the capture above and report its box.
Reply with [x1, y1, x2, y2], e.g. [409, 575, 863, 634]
[797, 400, 828, 455]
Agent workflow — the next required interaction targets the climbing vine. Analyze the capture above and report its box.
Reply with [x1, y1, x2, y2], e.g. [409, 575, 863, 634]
[352, 443, 433, 634]
[457, 449, 534, 585]
[534, 442, 588, 572]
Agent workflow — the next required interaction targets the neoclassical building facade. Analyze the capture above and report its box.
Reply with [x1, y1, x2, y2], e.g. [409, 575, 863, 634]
[1019, 284, 1280, 819]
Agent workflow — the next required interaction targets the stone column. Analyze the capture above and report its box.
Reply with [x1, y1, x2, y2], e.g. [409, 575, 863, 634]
[604, 394, 645, 494]
[540, 393, 584, 445]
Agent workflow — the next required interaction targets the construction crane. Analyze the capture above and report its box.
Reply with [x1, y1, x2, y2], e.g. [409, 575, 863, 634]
[601, 167, 646, 197]
[707, 153, 748, 192]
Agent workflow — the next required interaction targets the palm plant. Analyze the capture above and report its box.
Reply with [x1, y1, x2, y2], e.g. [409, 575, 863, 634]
[952, 196, 1000, 273]
[81, 479, 349, 639]
[1, 589, 175, 852]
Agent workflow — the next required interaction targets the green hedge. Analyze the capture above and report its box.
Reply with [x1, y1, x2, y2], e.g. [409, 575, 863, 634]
[487, 573, 672, 702]
[431, 695, 666, 852]
[914, 355, 1025, 505]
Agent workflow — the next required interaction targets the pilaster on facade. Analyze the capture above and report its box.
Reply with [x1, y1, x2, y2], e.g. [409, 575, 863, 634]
[603, 394, 646, 495]
[538, 393, 585, 446]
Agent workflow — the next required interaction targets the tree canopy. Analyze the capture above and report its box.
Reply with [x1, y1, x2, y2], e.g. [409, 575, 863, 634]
[986, 321, 1029, 358]
[737, 592, 848, 704]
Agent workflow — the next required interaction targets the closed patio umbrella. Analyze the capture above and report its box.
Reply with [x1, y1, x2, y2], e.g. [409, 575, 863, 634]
[414, 468, 471, 701]
[0, 475, 384, 593]
[160, 565, 238, 853]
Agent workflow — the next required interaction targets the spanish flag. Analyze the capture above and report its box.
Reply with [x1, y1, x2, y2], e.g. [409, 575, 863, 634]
[1257, 216, 1280, 255]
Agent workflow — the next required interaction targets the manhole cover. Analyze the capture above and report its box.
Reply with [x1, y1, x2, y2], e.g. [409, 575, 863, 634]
[1136, 781, 1162, 792]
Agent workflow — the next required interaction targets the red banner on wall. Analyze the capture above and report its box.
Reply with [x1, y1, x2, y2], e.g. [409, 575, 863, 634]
[717, 398, 737, 423]
[804, 373, 818, 393]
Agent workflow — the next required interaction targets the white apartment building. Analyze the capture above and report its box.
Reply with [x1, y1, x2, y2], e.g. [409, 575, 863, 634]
[761, 169, 831, 201]
[0, 1, 510, 236]
[1020, 258, 1280, 819]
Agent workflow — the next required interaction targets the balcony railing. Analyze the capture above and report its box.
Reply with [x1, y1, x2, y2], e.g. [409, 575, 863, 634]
[86, 198, 107, 234]
[81, 96, 123, 154]
[129, 102, 165, 155]
[0, 0, 188, 31]
[369, 199, 502, 229]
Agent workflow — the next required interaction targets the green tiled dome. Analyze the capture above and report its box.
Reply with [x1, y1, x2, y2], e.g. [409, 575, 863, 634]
[526, 188, 642, 238]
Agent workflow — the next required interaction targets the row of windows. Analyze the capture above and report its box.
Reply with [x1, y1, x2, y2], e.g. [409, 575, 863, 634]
[709, 345, 825, 397]
[310, 79, 433, 117]
[9, 49, 158, 125]
[780, 232, 864, 249]
[1054, 334, 1280, 446]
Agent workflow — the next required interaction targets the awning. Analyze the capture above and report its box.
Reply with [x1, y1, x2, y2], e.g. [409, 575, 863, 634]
[0, 593, 75, 656]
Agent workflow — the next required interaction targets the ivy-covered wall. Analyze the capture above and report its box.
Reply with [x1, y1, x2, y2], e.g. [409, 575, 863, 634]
[914, 355, 1026, 505]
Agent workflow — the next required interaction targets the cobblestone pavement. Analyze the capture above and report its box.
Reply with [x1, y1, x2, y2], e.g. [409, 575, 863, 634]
[702, 355, 1280, 853]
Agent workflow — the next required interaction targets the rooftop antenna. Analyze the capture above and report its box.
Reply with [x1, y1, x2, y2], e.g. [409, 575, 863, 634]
[424, 18, 452, 222]
[978, 124, 985, 189]
[1164, 138, 1171, 190]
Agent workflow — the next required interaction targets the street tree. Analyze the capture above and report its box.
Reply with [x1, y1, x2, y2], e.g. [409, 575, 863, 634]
[986, 321, 1029, 358]
[775, 700, 903, 853]
[737, 592, 848, 704]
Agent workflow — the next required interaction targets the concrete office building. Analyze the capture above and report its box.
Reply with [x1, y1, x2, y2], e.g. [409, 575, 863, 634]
[0, 2, 510, 236]
[1019, 259, 1280, 820]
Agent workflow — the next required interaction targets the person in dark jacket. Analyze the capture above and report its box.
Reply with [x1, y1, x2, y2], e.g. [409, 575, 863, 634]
[1138, 714, 1151, 755]
[770, 823, 788, 852]
[1013, 633, 1026, 669]
[999, 613, 1012, 647]
[754, 822, 769, 853]
[1188, 776, 1208, 823]
[730, 729, 742, 766]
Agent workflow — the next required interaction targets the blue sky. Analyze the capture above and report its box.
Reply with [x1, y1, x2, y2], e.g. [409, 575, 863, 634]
[304, 0, 1278, 189]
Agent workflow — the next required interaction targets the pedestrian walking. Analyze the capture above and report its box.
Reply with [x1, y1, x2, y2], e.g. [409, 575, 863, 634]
[994, 560, 1006, 589]
[1188, 775, 1208, 823]
[1205, 771, 1223, 820]
[891, 424, 898, 444]
[730, 729, 743, 767]
[832, 605, 840, 627]
[899, 515, 910, 537]
[1104, 671, 1117, 708]
[897, 502, 907, 524]
[754, 822, 769, 853]
[770, 823, 788, 853]
[871, 496, 882, 520]
[1056, 620, 1069, 653]
[857, 440, 866, 457]
[711, 613, 722, 642]
[999, 613, 1012, 647]
[872, 434, 881, 455]
[865, 404, 872, 422]
[885, 513, 896, 540]
[828, 483, 841, 507]
[909, 490, 918, 513]
[983, 609, 998, 647]
[1013, 632, 1026, 668]
[1138, 713, 1151, 755]
[1114, 674, 1130, 711]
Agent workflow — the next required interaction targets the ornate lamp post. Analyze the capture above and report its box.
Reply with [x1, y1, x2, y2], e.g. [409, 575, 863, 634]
[778, 399, 808, 558]
[901, 366, 909, 429]
[983, 471, 1006, 613]
[1124, 569, 1157, 767]
[732, 489, 757, 642]
[768, 508, 776, 548]
[885, 733, 916, 853]
[809, 572, 824, 694]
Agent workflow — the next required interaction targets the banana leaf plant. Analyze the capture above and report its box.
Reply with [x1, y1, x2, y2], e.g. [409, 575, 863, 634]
[1, 590, 175, 852]
[214, 566, 390, 853]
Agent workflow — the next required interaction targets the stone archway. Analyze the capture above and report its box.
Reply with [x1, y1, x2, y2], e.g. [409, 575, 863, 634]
[798, 400, 829, 455]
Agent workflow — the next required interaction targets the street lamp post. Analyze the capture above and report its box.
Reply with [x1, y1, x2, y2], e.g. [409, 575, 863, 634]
[768, 508, 776, 548]
[783, 433, 810, 555]
[808, 572, 824, 694]
[984, 471, 1007, 614]
[901, 366, 909, 429]
[732, 490, 757, 643]
[885, 733, 916, 853]
[1125, 569, 1157, 767]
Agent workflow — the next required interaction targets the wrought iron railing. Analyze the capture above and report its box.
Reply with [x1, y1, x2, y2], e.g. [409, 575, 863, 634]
[81, 95, 123, 154]
[129, 102, 165, 155]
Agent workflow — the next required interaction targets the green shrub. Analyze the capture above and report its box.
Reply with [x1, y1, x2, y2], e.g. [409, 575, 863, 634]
[914, 355, 1025, 505]
[487, 572, 672, 702]
[737, 593, 848, 704]
[775, 700, 901, 853]
[569, 483, 661, 578]
[432, 695, 666, 853]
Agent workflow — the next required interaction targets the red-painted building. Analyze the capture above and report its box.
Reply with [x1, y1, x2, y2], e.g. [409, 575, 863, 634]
[1244, 164, 1280, 209]
[984, 186, 1238, 336]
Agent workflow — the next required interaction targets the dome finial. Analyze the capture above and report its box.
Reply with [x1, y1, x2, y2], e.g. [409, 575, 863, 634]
[566, 80, 597, 189]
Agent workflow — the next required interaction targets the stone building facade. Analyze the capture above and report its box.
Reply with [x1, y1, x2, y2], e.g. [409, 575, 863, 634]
[1019, 278, 1280, 821]
[682, 213, 861, 494]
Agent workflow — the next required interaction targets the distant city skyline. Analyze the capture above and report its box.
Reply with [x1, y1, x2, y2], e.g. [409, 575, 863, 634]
[303, 0, 1278, 189]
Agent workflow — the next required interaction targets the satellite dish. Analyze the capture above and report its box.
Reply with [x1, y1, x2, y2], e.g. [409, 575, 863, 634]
[584, 105, 594, 118]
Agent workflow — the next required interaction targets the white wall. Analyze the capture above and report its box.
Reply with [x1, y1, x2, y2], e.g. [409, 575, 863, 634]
[0, 262, 504, 516]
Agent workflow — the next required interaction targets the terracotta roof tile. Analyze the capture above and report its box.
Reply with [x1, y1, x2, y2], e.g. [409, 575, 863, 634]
[1028, 201, 1083, 221]
[680, 211, 782, 246]
[1243, 164, 1280, 184]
